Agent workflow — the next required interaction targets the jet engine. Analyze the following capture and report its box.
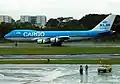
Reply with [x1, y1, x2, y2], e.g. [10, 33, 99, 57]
[37, 38, 60, 44]
[37, 39, 46, 44]
[50, 38, 59, 43]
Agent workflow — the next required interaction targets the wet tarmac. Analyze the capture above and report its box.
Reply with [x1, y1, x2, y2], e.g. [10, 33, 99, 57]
[0, 64, 120, 84]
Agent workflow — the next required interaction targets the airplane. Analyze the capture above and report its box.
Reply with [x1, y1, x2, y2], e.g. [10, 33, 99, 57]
[4, 14, 116, 46]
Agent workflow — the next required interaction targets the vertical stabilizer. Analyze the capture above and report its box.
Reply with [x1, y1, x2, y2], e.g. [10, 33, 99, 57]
[91, 14, 116, 31]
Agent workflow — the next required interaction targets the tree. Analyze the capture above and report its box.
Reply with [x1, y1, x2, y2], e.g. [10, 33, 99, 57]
[45, 18, 59, 28]
[0, 22, 15, 38]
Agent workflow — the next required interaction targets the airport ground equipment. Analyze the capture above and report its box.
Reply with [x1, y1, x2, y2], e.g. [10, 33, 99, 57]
[98, 65, 112, 73]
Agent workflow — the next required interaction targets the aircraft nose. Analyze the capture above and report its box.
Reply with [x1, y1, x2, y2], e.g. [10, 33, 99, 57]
[4, 34, 9, 38]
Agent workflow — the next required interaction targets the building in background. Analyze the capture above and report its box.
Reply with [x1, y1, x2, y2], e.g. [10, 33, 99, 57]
[20, 16, 30, 23]
[20, 15, 47, 26]
[0, 15, 14, 24]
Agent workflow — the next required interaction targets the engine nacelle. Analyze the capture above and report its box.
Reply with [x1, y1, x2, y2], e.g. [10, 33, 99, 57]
[37, 39, 46, 44]
[50, 38, 59, 43]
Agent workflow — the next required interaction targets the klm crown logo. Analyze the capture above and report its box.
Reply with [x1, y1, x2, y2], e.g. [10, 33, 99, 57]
[100, 21, 110, 29]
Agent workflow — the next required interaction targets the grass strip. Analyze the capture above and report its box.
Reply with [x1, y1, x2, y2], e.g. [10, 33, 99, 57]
[0, 47, 120, 55]
[0, 59, 120, 64]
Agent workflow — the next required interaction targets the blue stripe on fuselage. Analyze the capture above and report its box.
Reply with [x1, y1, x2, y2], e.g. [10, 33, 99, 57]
[4, 30, 111, 38]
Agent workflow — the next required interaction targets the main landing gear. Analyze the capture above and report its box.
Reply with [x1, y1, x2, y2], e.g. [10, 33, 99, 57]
[51, 42, 62, 46]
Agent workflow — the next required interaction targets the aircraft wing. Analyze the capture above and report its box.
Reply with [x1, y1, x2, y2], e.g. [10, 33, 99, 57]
[31, 36, 70, 43]
[31, 37, 41, 41]
[49, 36, 70, 43]
[57, 36, 70, 40]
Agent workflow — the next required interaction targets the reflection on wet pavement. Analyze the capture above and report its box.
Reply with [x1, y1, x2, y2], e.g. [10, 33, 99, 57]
[0, 64, 120, 84]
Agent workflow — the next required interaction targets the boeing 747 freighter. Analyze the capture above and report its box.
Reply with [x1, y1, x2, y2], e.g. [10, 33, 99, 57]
[4, 14, 116, 46]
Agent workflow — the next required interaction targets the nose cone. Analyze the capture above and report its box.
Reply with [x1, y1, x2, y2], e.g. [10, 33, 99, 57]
[4, 34, 9, 39]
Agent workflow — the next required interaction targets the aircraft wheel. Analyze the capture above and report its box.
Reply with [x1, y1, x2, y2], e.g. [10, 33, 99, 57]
[109, 69, 111, 72]
[104, 70, 106, 73]
[15, 42, 18, 46]
[51, 42, 62, 46]
[98, 70, 100, 73]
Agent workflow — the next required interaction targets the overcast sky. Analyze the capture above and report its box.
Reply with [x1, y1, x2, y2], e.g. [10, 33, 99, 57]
[0, 0, 120, 20]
